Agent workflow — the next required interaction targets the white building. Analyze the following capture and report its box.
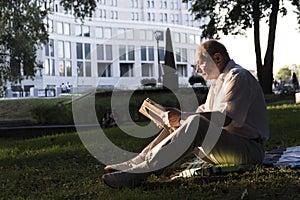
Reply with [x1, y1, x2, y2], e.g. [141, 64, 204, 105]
[13, 0, 203, 97]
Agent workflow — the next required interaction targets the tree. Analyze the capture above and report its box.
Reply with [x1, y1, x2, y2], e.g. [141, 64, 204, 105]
[275, 66, 291, 83]
[183, 0, 300, 94]
[0, 0, 96, 97]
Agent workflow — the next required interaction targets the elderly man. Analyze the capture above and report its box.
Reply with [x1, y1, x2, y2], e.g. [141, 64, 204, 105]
[102, 40, 269, 188]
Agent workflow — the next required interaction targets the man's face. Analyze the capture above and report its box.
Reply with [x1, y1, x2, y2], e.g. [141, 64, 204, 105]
[196, 48, 220, 80]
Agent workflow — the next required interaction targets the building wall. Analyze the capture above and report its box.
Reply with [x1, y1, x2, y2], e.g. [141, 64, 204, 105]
[19, 0, 203, 95]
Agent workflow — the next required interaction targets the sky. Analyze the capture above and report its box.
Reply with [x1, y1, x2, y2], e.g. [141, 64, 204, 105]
[217, 4, 300, 75]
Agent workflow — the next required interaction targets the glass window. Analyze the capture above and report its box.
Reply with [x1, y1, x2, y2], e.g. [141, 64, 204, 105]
[139, 30, 146, 40]
[83, 25, 90, 37]
[98, 63, 112, 77]
[119, 45, 126, 60]
[44, 59, 50, 75]
[159, 47, 164, 61]
[104, 27, 112, 39]
[181, 33, 187, 43]
[128, 45, 135, 60]
[58, 41, 64, 58]
[117, 28, 125, 39]
[120, 63, 133, 77]
[85, 62, 91, 77]
[97, 44, 104, 60]
[48, 39, 54, 57]
[64, 23, 70, 35]
[64, 42, 71, 59]
[126, 29, 134, 40]
[182, 48, 187, 62]
[148, 46, 154, 61]
[175, 48, 180, 62]
[59, 61, 65, 76]
[174, 32, 180, 43]
[66, 61, 72, 76]
[76, 43, 83, 59]
[141, 46, 146, 61]
[57, 22, 63, 34]
[142, 63, 153, 77]
[106, 45, 113, 60]
[177, 64, 187, 77]
[75, 25, 81, 36]
[84, 43, 91, 59]
[146, 30, 153, 40]
[77, 61, 84, 76]
[95, 27, 103, 38]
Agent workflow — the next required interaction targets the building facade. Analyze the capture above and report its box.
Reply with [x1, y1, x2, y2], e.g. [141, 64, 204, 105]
[12, 0, 203, 97]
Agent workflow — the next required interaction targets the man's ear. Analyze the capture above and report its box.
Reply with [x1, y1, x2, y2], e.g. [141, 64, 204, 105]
[213, 53, 222, 64]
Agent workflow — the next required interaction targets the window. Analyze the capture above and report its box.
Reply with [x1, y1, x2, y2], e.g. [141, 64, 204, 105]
[64, 23, 70, 35]
[176, 48, 188, 62]
[57, 22, 63, 34]
[58, 41, 64, 58]
[75, 25, 90, 37]
[148, 46, 154, 61]
[139, 30, 146, 40]
[95, 27, 103, 38]
[76, 43, 83, 59]
[64, 42, 71, 59]
[44, 59, 55, 76]
[97, 44, 104, 60]
[177, 64, 187, 77]
[126, 29, 134, 40]
[119, 45, 126, 60]
[141, 46, 154, 61]
[98, 63, 112, 77]
[128, 45, 135, 61]
[106, 45, 112, 60]
[117, 28, 125, 39]
[104, 27, 112, 39]
[142, 63, 153, 77]
[59, 60, 65, 76]
[141, 46, 147, 61]
[97, 44, 112, 60]
[120, 63, 133, 77]
[77, 61, 84, 77]
[66, 61, 72, 76]
[85, 62, 91, 77]
[45, 39, 54, 57]
[84, 43, 91, 59]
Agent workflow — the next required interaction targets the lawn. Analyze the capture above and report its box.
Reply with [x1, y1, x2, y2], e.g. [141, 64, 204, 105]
[1, 103, 300, 199]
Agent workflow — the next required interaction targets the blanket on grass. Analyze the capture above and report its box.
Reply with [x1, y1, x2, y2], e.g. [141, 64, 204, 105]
[171, 146, 300, 180]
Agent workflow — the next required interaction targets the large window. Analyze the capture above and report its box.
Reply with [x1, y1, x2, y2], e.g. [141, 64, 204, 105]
[142, 63, 153, 77]
[98, 63, 112, 77]
[58, 41, 72, 76]
[120, 63, 134, 77]
[44, 39, 55, 76]
[76, 43, 91, 77]
[141, 46, 154, 61]
[97, 44, 113, 60]
[75, 25, 90, 37]
[177, 64, 188, 77]
[118, 45, 135, 61]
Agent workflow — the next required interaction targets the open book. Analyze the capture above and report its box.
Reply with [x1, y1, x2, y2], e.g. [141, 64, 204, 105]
[139, 98, 168, 128]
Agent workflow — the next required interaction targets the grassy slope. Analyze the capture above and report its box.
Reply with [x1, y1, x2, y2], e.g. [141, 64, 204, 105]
[0, 103, 300, 199]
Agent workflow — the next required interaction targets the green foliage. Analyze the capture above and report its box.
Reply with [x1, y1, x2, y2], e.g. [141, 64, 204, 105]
[0, 0, 97, 97]
[140, 78, 157, 87]
[275, 66, 291, 82]
[188, 75, 206, 86]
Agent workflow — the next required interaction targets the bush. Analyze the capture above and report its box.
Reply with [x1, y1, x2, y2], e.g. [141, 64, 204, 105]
[188, 75, 206, 86]
[140, 78, 157, 87]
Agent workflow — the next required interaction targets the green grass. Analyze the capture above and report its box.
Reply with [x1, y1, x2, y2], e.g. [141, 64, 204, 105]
[1, 104, 300, 199]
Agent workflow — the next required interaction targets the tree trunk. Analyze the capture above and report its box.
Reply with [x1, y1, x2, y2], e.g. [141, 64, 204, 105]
[252, 0, 263, 83]
[262, 0, 280, 94]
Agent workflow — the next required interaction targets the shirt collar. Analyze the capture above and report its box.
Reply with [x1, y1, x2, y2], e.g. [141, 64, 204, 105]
[222, 60, 236, 74]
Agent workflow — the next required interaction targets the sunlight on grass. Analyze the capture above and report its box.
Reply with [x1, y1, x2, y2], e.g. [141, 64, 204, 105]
[0, 104, 300, 199]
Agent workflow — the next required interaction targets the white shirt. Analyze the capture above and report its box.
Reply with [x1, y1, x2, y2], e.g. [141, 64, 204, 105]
[197, 60, 269, 140]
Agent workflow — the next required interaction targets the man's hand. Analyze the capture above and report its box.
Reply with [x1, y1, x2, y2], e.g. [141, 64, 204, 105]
[163, 107, 181, 128]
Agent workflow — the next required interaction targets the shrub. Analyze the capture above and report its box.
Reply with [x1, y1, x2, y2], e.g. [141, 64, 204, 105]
[188, 75, 206, 86]
[140, 78, 157, 87]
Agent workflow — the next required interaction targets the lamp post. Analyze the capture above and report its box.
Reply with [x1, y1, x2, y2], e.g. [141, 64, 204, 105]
[154, 31, 161, 83]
